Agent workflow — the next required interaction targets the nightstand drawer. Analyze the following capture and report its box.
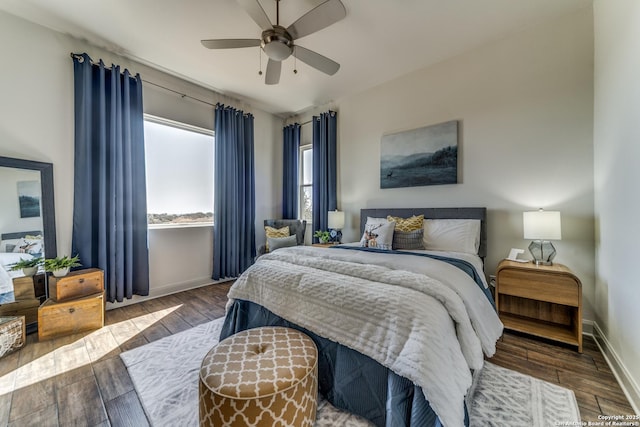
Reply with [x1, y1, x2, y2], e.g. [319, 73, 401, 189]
[499, 269, 579, 306]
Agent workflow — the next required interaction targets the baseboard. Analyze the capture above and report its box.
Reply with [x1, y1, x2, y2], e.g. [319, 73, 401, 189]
[105, 276, 234, 310]
[592, 322, 640, 414]
[582, 319, 594, 336]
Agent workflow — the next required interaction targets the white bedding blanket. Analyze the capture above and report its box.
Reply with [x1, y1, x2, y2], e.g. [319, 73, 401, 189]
[227, 246, 503, 427]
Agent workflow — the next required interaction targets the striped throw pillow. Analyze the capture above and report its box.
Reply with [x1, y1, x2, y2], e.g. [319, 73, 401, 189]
[393, 228, 425, 250]
[387, 214, 424, 232]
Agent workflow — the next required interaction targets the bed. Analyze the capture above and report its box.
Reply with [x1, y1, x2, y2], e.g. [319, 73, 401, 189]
[220, 208, 503, 427]
[0, 231, 42, 303]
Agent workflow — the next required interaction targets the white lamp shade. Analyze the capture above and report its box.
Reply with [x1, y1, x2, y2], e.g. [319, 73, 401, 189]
[328, 210, 345, 230]
[523, 210, 562, 240]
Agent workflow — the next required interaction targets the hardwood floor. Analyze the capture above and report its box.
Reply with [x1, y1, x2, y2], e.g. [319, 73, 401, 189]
[0, 282, 635, 426]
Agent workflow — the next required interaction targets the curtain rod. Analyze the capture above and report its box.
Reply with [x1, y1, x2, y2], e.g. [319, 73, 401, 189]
[143, 80, 216, 107]
[295, 110, 336, 126]
[70, 52, 217, 108]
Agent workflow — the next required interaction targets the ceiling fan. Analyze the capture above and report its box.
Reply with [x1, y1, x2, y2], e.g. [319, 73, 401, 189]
[201, 0, 346, 85]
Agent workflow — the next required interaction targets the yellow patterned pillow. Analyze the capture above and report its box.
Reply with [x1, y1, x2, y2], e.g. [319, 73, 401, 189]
[387, 215, 424, 232]
[265, 226, 290, 251]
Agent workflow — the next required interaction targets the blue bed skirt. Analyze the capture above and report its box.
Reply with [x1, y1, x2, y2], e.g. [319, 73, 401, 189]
[221, 299, 468, 427]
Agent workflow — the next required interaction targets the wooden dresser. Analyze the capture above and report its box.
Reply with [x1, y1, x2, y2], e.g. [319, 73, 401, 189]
[496, 260, 582, 352]
[38, 268, 104, 341]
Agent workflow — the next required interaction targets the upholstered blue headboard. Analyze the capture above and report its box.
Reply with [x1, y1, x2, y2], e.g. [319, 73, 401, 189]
[1, 230, 42, 240]
[360, 207, 487, 259]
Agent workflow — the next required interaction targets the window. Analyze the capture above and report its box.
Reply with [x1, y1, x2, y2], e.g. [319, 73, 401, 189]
[144, 116, 214, 228]
[300, 146, 313, 222]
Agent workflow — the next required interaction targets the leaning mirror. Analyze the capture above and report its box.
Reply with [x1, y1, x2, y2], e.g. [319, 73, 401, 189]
[0, 156, 57, 310]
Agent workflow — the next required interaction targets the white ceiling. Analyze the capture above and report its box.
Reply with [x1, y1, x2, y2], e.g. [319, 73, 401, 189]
[0, 0, 590, 117]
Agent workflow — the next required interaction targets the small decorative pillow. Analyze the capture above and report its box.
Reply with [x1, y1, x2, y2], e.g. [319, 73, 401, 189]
[13, 237, 43, 256]
[0, 238, 22, 253]
[387, 214, 424, 232]
[360, 220, 395, 250]
[264, 226, 290, 252]
[423, 219, 481, 254]
[267, 235, 298, 252]
[393, 228, 425, 250]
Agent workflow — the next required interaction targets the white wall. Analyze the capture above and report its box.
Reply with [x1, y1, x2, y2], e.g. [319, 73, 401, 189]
[293, 8, 596, 319]
[0, 168, 43, 237]
[593, 0, 640, 410]
[0, 10, 283, 302]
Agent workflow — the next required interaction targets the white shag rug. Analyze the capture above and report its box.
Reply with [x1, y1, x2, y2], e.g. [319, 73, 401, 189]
[120, 318, 580, 427]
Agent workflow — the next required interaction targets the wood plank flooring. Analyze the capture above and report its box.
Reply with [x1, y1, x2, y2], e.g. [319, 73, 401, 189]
[0, 282, 635, 426]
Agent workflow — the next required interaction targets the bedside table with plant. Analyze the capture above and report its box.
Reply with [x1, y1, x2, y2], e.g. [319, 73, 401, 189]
[496, 259, 583, 352]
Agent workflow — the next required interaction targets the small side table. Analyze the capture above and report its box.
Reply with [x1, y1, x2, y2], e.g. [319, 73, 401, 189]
[311, 243, 339, 248]
[496, 260, 582, 352]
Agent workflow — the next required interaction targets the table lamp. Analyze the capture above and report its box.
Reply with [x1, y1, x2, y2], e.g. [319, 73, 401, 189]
[523, 209, 561, 265]
[327, 210, 345, 243]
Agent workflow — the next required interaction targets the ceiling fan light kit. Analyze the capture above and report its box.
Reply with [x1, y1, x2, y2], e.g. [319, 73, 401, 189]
[201, 0, 346, 85]
[261, 27, 293, 61]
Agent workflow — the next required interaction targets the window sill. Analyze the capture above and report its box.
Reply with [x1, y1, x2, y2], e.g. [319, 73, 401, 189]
[148, 223, 214, 230]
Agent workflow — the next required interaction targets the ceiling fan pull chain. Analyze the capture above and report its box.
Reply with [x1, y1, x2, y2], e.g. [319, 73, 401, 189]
[294, 49, 298, 74]
[258, 48, 263, 76]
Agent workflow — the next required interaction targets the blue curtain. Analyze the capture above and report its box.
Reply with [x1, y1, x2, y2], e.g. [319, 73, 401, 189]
[282, 123, 300, 219]
[71, 53, 149, 303]
[213, 104, 256, 280]
[312, 111, 337, 241]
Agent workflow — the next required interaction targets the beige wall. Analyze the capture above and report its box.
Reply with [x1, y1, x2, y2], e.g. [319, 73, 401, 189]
[293, 8, 595, 319]
[593, 0, 640, 410]
[0, 10, 282, 301]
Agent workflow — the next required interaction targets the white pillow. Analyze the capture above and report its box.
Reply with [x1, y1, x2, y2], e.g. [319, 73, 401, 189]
[365, 217, 388, 226]
[12, 237, 43, 255]
[360, 219, 395, 250]
[0, 239, 22, 253]
[423, 219, 481, 254]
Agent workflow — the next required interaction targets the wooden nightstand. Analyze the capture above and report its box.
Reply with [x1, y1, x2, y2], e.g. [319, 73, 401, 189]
[311, 243, 339, 248]
[496, 260, 582, 352]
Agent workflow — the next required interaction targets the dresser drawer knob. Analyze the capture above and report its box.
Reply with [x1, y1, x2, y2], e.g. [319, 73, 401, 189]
[69, 308, 75, 313]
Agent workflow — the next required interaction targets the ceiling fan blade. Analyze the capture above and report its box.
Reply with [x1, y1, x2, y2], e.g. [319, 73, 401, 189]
[236, 0, 272, 31]
[286, 0, 346, 40]
[201, 39, 261, 49]
[265, 59, 281, 85]
[294, 45, 340, 75]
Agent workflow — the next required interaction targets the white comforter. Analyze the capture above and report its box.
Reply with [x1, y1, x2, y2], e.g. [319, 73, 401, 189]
[227, 246, 503, 427]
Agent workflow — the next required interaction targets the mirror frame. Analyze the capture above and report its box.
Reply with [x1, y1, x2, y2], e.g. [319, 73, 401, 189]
[0, 156, 57, 259]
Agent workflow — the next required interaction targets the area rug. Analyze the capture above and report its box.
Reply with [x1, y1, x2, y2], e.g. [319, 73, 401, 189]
[120, 318, 581, 427]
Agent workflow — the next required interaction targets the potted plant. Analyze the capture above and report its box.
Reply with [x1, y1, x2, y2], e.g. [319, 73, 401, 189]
[313, 230, 331, 244]
[8, 257, 42, 277]
[43, 255, 82, 278]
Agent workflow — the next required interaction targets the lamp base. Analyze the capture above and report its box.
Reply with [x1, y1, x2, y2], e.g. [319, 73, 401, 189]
[528, 240, 557, 265]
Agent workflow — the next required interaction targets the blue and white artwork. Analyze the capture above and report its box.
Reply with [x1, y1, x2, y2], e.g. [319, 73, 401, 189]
[380, 120, 458, 189]
[17, 180, 41, 218]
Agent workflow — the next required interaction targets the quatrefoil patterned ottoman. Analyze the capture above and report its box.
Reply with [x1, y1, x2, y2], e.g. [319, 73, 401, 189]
[199, 326, 318, 426]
